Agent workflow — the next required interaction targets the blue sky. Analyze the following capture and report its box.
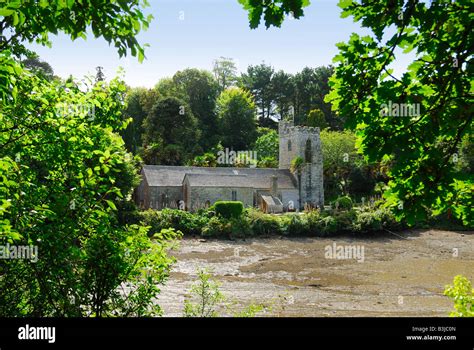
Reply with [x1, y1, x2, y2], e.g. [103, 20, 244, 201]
[27, 0, 406, 88]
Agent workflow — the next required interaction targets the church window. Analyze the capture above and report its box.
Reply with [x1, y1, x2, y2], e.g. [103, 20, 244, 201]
[288, 140, 292, 151]
[305, 139, 312, 163]
[232, 190, 237, 201]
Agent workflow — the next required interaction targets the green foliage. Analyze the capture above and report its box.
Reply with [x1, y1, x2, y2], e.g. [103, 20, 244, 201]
[332, 196, 353, 210]
[142, 96, 200, 165]
[320, 130, 376, 200]
[201, 215, 252, 238]
[183, 269, 225, 317]
[444, 275, 474, 317]
[238, 0, 310, 29]
[172, 69, 220, 150]
[240, 63, 275, 121]
[0, 0, 152, 63]
[217, 87, 257, 150]
[0, 71, 180, 316]
[144, 204, 408, 238]
[140, 208, 206, 236]
[246, 208, 283, 236]
[306, 109, 328, 129]
[213, 201, 244, 219]
[22, 55, 54, 81]
[352, 206, 404, 234]
[121, 87, 159, 154]
[280, 213, 308, 236]
[324, 0, 473, 226]
[304, 209, 338, 236]
[0, 0, 181, 317]
[255, 128, 279, 164]
[183, 268, 267, 317]
[190, 152, 218, 167]
[213, 57, 238, 92]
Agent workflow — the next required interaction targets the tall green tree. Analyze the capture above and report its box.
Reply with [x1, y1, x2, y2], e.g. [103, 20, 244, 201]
[172, 69, 219, 150]
[0, 0, 178, 316]
[142, 97, 200, 165]
[213, 56, 238, 92]
[22, 55, 54, 80]
[217, 87, 257, 150]
[271, 70, 294, 121]
[240, 63, 275, 122]
[325, 0, 473, 225]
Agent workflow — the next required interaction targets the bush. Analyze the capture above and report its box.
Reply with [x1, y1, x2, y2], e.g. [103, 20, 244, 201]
[201, 215, 252, 238]
[140, 208, 208, 236]
[332, 196, 353, 210]
[444, 275, 474, 317]
[281, 214, 308, 236]
[351, 206, 403, 234]
[246, 208, 283, 236]
[202, 216, 231, 237]
[213, 201, 244, 219]
[333, 210, 358, 233]
[306, 210, 338, 236]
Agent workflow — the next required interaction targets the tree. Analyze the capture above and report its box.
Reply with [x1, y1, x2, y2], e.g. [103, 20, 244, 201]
[172, 69, 220, 150]
[22, 55, 54, 80]
[121, 87, 156, 154]
[0, 0, 178, 316]
[243, 0, 474, 226]
[271, 70, 294, 120]
[254, 128, 278, 167]
[213, 57, 238, 92]
[142, 97, 200, 165]
[216, 87, 257, 151]
[320, 130, 375, 200]
[240, 63, 275, 121]
[292, 67, 314, 123]
[306, 109, 328, 129]
[325, 0, 473, 225]
[238, 0, 310, 28]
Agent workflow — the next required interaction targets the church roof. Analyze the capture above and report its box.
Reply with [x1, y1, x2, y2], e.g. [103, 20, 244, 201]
[184, 174, 254, 188]
[141, 165, 297, 189]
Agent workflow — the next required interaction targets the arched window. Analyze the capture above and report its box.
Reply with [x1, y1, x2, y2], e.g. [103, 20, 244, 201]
[288, 140, 292, 151]
[305, 139, 312, 163]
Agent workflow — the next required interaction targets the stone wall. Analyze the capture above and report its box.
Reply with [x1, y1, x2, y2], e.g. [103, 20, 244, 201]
[278, 120, 324, 208]
[189, 187, 254, 211]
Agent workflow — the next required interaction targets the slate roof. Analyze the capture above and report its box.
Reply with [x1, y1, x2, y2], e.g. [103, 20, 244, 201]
[184, 174, 254, 188]
[141, 165, 297, 189]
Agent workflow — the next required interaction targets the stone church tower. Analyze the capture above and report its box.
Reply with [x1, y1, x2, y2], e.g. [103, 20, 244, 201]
[279, 119, 324, 209]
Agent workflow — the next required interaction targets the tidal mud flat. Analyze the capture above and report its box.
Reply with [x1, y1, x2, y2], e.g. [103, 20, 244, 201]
[158, 230, 473, 317]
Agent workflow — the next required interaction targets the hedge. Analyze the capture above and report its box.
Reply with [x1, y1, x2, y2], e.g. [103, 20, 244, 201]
[212, 201, 244, 219]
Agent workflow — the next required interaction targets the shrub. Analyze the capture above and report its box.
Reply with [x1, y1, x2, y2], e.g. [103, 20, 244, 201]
[202, 215, 253, 238]
[281, 213, 308, 236]
[140, 208, 207, 236]
[202, 216, 232, 237]
[332, 196, 353, 210]
[444, 275, 474, 317]
[351, 206, 403, 234]
[183, 269, 267, 317]
[246, 208, 283, 236]
[213, 201, 244, 219]
[307, 214, 338, 236]
[333, 210, 358, 233]
[184, 269, 225, 317]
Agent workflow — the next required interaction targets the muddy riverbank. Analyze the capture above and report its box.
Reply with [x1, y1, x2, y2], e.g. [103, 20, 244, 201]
[157, 229, 473, 317]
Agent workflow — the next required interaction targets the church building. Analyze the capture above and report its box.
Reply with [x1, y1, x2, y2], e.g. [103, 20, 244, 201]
[135, 119, 324, 212]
